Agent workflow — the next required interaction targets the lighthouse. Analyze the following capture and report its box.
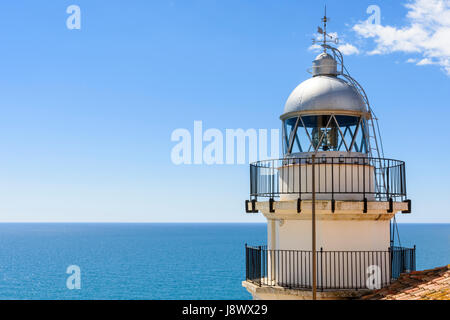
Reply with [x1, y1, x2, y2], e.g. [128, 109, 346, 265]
[243, 15, 416, 300]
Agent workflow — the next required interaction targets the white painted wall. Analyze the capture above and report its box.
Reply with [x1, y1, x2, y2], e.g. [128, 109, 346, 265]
[279, 162, 375, 201]
[277, 219, 390, 251]
[267, 219, 277, 250]
[264, 219, 391, 289]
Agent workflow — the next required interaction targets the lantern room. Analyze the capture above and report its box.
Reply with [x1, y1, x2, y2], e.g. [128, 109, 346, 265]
[282, 52, 371, 156]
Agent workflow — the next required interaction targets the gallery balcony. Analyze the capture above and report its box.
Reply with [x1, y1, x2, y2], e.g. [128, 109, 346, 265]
[245, 156, 411, 217]
[244, 245, 416, 292]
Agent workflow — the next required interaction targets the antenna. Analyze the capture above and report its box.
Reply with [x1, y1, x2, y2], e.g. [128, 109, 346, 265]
[322, 6, 327, 51]
[312, 6, 339, 50]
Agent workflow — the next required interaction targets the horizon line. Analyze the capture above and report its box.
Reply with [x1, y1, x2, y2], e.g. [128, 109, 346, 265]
[0, 221, 448, 224]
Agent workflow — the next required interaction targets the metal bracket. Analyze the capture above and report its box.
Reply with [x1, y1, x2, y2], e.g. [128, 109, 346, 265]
[245, 200, 251, 213]
[251, 199, 257, 213]
[402, 199, 412, 214]
[387, 198, 393, 213]
[245, 200, 258, 213]
[297, 199, 301, 213]
[269, 198, 275, 213]
[363, 197, 368, 213]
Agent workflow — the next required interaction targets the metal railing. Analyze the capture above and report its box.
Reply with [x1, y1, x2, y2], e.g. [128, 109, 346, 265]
[390, 245, 416, 279]
[250, 156, 407, 201]
[245, 245, 416, 291]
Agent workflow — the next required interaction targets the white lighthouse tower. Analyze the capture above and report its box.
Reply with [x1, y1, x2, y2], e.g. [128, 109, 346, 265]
[243, 15, 415, 300]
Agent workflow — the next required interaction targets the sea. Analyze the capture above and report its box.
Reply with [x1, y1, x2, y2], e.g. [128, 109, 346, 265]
[0, 223, 447, 300]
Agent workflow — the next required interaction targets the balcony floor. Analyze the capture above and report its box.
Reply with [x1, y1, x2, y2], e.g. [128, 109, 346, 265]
[242, 280, 372, 300]
[246, 199, 410, 220]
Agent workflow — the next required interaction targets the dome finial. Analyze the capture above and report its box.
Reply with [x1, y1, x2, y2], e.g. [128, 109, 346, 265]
[321, 5, 328, 52]
[314, 6, 338, 52]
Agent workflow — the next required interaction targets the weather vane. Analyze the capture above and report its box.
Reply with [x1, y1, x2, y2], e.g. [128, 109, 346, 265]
[312, 6, 339, 51]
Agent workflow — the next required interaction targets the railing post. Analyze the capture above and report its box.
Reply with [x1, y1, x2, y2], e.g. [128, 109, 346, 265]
[320, 247, 323, 291]
[249, 165, 253, 198]
[387, 247, 393, 284]
[258, 246, 262, 286]
[331, 157, 334, 202]
[271, 160, 275, 199]
[245, 243, 248, 281]
[299, 157, 302, 202]
[363, 156, 366, 201]
[401, 247, 405, 274]
[400, 163, 404, 200]
[403, 163, 407, 200]
[386, 160, 390, 200]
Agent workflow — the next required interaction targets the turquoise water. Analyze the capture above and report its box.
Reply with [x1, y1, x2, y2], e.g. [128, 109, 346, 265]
[0, 223, 447, 300]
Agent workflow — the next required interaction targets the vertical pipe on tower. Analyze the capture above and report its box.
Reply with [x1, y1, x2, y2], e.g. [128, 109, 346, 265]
[312, 154, 317, 299]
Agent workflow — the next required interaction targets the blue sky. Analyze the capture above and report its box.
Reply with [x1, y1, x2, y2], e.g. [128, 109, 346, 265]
[0, 0, 448, 222]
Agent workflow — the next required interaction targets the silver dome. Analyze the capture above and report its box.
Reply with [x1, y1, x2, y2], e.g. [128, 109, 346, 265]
[281, 75, 367, 118]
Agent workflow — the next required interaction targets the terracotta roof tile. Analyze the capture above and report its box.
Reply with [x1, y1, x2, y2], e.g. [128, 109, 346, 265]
[360, 265, 450, 300]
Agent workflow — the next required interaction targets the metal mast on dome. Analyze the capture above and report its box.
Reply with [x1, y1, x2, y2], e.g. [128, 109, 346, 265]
[313, 9, 386, 163]
[312, 7, 339, 51]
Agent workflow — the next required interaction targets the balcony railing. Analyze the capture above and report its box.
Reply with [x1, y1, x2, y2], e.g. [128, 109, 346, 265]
[245, 245, 416, 291]
[249, 156, 407, 201]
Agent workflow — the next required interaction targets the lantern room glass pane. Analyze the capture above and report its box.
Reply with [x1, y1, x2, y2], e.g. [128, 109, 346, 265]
[283, 117, 302, 154]
[283, 115, 368, 154]
[300, 115, 339, 151]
